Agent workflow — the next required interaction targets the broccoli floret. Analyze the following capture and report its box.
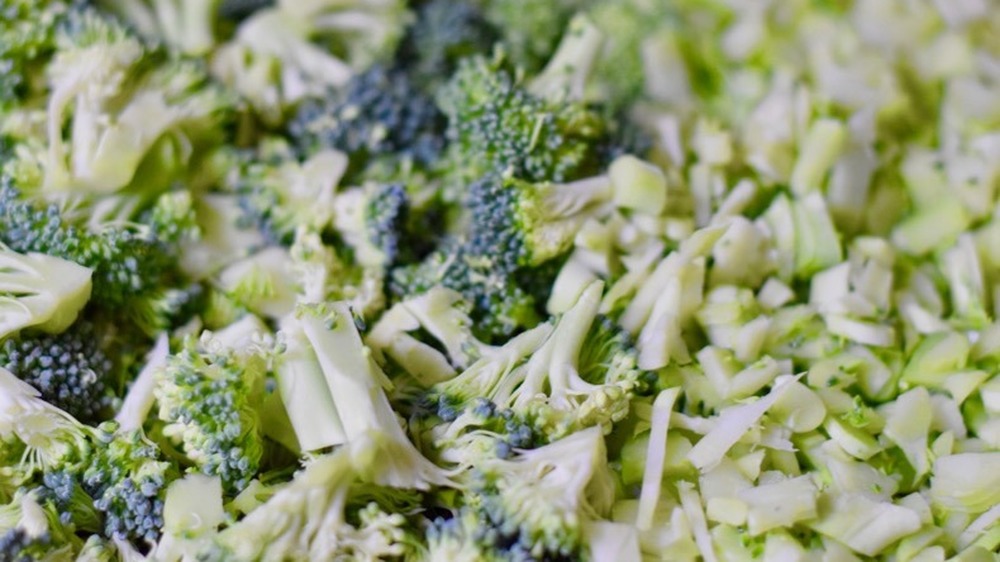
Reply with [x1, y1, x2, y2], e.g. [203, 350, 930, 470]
[0, 182, 198, 336]
[395, 0, 499, 90]
[0, 0, 70, 113]
[469, 427, 616, 560]
[217, 0, 273, 23]
[210, 0, 411, 125]
[0, 490, 82, 561]
[481, 0, 583, 73]
[96, 0, 220, 56]
[81, 424, 177, 544]
[235, 139, 347, 244]
[389, 171, 613, 342]
[200, 449, 417, 561]
[436, 53, 607, 187]
[0, 320, 115, 423]
[290, 65, 446, 172]
[0, 369, 179, 546]
[153, 334, 269, 494]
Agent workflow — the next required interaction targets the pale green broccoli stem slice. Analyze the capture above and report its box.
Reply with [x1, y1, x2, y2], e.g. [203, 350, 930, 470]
[807, 493, 922, 557]
[609, 155, 668, 216]
[0, 249, 93, 340]
[115, 333, 171, 432]
[685, 373, 803, 472]
[891, 195, 970, 256]
[155, 473, 225, 561]
[635, 387, 680, 531]
[930, 452, 1000, 515]
[399, 288, 490, 369]
[790, 118, 847, 196]
[274, 314, 346, 452]
[367, 303, 456, 386]
[297, 302, 453, 489]
[676, 481, 718, 562]
[98, 0, 220, 55]
[527, 13, 604, 102]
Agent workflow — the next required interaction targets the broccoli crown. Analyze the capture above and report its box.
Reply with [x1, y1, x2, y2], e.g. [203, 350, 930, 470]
[0, 321, 115, 423]
[390, 239, 542, 343]
[154, 340, 267, 494]
[0, 182, 194, 335]
[290, 65, 446, 170]
[437, 56, 608, 185]
[396, 0, 499, 88]
[79, 426, 175, 544]
[364, 183, 410, 266]
[0, 527, 50, 562]
[0, 0, 70, 110]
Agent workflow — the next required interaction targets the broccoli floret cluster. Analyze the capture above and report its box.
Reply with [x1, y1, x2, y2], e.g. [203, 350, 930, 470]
[291, 65, 446, 171]
[0, 321, 114, 423]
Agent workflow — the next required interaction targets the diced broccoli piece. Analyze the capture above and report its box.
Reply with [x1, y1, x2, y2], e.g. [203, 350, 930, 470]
[0, 246, 92, 340]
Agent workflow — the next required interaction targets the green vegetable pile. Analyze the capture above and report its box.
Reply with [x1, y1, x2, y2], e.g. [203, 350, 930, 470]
[2, 0, 999, 560]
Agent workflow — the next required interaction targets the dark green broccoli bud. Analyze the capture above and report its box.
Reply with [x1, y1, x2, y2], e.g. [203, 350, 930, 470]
[365, 183, 409, 265]
[396, 0, 499, 88]
[290, 65, 446, 171]
[153, 336, 269, 494]
[39, 471, 103, 532]
[0, 321, 115, 423]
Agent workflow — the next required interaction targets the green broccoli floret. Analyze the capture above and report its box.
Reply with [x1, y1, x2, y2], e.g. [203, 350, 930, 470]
[0, 246, 93, 341]
[468, 427, 616, 560]
[389, 170, 612, 342]
[0, 320, 115, 423]
[153, 334, 269, 494]
[481, 0, 583, 73]
[81, 424, 177, 544]
[235, 139, 347, 244]
[395, 0, 499, 90]
[0, 181, 199, 336]
[42, 14, 234, 195]
[210, 0, 410, 125]
[290, 64, 446, 173]
[199, 449, 417, 561]
[216, 0, 273, 23]
[96, 0, 220, 56]
[0, 0, 70, 113]
[436, 47, 607, 187]
[0, 368, 179, 546]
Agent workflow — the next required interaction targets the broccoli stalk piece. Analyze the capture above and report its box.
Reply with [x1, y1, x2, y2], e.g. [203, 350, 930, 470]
[203, 449, 414, 561]
[470, 426, 616, 560]
[0, 247, 92, 340]
[97, 0, 220, 56]
[40, 9, 233, 194]
[292, 301, 453, 490]
[153, 333, 271, 495]
[499, 281, 649, 439]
